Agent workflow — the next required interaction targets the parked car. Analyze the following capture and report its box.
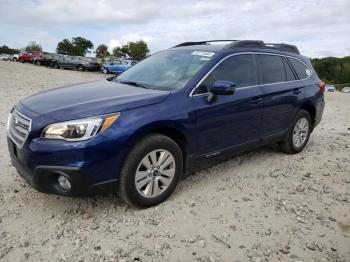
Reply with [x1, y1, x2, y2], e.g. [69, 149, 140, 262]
[7, 40, 325, 207]
[57, 56, 100, 71]
[342, 87, 350, 93]
[33, 53, 63, 67]
[0, 54, 11, 61]
[18, 51, 44, 63]
[101, 59, 137, 74]
[12, 54, 19, 62]
[325, 84, 336, 92]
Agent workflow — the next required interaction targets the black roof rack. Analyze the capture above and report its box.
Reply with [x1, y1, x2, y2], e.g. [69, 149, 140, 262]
[173, 40, 238, 48]
[173, 40, 300, 54]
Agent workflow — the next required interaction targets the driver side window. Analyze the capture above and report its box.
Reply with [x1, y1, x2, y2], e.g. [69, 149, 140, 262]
[195, 54, 258, 94]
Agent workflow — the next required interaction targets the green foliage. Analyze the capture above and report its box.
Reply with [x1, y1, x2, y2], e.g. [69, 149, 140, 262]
[24, 41, 42, 51]
[56, 37, 93, 56]
[311, 56, 350, 84]
[0, 45, 20, 54]
[112, 40, 149, 60]
[95, 44, 110, 58]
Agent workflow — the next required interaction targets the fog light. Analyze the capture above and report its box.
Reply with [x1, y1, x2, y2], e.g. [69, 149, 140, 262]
[58, 175, 71, 191]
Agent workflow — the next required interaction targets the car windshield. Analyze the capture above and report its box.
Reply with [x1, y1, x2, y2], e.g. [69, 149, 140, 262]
[117, 50, 215, 90]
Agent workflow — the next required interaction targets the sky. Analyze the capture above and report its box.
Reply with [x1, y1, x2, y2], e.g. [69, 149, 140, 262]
[0, 0, 349, 58]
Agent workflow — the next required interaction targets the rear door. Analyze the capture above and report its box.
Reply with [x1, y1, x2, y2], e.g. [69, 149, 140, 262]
[192, 54, 263, 156]
[257, 54, 303, 138]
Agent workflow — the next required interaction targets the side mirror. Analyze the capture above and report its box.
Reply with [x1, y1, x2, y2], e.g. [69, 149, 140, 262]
[208, 80, 236, 102]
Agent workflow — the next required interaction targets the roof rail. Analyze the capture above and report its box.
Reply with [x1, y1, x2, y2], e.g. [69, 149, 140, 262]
[225, 40, 265, 49]
[265, 43, 300, 54]
[173, 40, 237, 48]
[173, 39, 300, 54]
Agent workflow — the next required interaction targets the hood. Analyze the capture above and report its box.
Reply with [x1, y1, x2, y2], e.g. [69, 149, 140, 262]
[20, 79, 170, 121]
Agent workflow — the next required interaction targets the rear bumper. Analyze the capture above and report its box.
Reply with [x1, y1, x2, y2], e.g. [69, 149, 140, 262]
[314, 97, 325, 128]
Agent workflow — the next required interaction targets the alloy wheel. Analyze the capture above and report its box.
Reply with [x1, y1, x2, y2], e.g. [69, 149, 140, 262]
[135, 149, 176, 198]
[292, 117, 309, 148]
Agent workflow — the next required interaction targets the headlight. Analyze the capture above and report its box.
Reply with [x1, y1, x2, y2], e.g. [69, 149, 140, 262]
[41, 114, 119, 141]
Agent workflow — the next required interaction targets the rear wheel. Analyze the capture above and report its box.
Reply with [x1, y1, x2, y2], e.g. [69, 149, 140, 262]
[78, 65, 85, 71]
[117, 134, 183, 207]
[35, 60, 41, 66]
[53, 62, 60, 69]
[279, 110, 312, 154]
[102, 68, 108, 74]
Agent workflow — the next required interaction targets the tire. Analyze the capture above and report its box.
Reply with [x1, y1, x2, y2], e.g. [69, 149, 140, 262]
[78, 65, 85, 71]
[53, 62, 60, 69]
[279, 110, 312, 154]
[13, 58, 18, 62]
[117, 134, 183, 208]
[35, 60, 41, 66]
[19, 58, 24, 63]
[102, 68, 108, 74]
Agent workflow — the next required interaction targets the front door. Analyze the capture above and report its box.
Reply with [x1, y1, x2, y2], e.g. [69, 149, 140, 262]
[192, 54, 263, 156]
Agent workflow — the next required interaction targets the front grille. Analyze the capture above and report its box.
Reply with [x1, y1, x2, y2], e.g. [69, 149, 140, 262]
[7, 110, 32, 148]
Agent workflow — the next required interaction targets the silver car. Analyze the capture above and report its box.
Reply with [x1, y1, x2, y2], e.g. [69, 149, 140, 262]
[325, 84, 336, 92]
[341, 87, 350, 93]
[0, 54, 10, 61]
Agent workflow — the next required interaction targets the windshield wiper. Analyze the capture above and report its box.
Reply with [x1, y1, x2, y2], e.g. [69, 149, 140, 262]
[118, 81, 149, 89]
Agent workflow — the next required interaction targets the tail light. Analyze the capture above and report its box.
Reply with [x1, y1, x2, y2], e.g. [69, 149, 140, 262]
[319, 81, 326, 92]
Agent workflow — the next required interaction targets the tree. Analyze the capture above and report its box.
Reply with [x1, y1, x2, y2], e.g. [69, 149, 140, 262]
[95, 44, 110, 58]
[25, 41, 42, 51]
[127, 40, 149, 61]
[112, 40, 149, 60]
[56, 39, 73, 55]
[112, 45, 129, 58]
[0, 45, 20, 54]
[56, 37, 94, 56]
[311, 56, 350, 84]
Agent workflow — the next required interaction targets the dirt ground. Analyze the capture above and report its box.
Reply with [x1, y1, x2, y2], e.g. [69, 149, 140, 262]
[0, 61, 349, 262]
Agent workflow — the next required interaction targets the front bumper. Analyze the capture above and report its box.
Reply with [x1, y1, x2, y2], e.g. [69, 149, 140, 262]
[8, 138, 118, 196]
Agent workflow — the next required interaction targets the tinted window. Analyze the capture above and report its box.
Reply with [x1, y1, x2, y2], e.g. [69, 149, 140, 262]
[258, 54, 286, 84]
[287, 57, 310, 79]
[283, 57, 297, 81]
[197, 54, 258, 94]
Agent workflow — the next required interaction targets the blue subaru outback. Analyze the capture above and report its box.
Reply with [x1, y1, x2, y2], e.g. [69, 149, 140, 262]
[7, 40, 325, 207]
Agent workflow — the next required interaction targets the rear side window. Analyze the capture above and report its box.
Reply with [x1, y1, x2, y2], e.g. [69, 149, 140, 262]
[287, 57, 311, 80]
[283, 57, 297, 81]
[197, 54, 258, 93]
[257, 54, 286, 84]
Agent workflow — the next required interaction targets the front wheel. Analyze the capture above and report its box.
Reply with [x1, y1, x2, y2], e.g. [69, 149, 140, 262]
[78, 65, 85, 71]
[102, 68, 108, 74]
[279, 110, 312, 154]
[117, 134, 183, 207]
[35, 60, 41, 66]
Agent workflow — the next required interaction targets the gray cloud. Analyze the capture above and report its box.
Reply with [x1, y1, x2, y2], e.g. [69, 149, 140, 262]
[0, 0, 349, 57]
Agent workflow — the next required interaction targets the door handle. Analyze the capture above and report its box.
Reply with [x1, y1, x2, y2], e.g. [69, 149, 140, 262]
[293, 88, 301, 94]
[250, 97, 263, 104]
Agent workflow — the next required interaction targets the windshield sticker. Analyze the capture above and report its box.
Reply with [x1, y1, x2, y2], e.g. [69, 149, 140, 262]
[199, 57, 210, 61]
[191, 51, 215, 57]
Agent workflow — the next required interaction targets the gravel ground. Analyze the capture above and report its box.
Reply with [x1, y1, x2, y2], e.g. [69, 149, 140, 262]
[0, 61, 349, 262]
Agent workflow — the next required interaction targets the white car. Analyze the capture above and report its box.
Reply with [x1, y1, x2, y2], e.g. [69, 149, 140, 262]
[12, 54, 19, 62]
[341, 87, 350, 93]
